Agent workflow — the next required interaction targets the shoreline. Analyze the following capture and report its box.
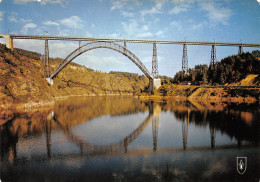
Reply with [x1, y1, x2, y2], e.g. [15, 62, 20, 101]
[1, 92, 258, 113]
[1, 92, 259, 126]
[0, 93, 136, 116]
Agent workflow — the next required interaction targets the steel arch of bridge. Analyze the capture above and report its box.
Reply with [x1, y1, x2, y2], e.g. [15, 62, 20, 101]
[50, 41, 153, 80]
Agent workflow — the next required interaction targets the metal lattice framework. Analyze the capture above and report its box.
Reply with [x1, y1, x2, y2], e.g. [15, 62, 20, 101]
[182, 44, 188, 74]
[152, 43, 158, 78]
[211, 44, 217, 66]
[6, 34, 260, 47]
[50, 41, 153, 80]
[43, 39, 50, 77]
[238, 45, 243, 54]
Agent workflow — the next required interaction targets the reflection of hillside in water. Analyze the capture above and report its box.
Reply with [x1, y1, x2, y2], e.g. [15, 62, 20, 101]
[1, 98, 259, 182]
[1, 98, 259, 158]
[54, 96, 148, 128]
[0, 97, 148, 139]
[166, 100, 259, 144]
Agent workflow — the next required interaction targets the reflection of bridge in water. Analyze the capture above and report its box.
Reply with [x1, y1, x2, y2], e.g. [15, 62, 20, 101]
[46, 102, 160, 157]
[43, 102, 240, 159]
[2, 101, 254, 164]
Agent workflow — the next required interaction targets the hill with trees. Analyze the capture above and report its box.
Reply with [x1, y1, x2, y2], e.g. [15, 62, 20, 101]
[173, 50, 260, 85]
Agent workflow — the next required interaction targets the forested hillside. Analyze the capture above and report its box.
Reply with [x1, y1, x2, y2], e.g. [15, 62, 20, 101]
[173, 50, 260, 85]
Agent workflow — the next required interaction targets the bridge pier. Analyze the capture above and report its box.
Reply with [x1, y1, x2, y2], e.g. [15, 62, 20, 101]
[149, 78, 161, 92]
[182, 44, 188, 74]
[43, 39, 50, 78]
[211, 44, 217, 66]
[0, 34, 14, 50]
[238, 45, 243, 54]
[152, 43, 159, 78]
[46, 78, 53, 85]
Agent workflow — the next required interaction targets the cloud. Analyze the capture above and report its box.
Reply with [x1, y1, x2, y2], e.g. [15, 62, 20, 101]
[8, 16, 18, 22]
[168, 0, 232, 25]
[108, 33, 121, 38]
[21, 23, 37, 34]
[199, 1, 232, 25]
[39, 0, 66, 5]
[121, 19, 164, 38]
[155, 30, 164, 37]
[122, 20, 153, 38]
[191, 21, 207, 30]
[14, 0, 38, 3]
[111, 0, 141, 10]
[111, 0, 125, 10]
[141, 0, 168, 16]
[14, 39, 44, 53]
[169, 5, 188, 14]
[14, 0, 67, 5]
[169, 0, 194, 14]
[20, 18, 32, 23]
[85, 31, 92, 37]
[257, 0, 260, 5]
[170, 20, 181, 27]
[43, 20, 59, 26]
[0, 11, 3, 21]
[59, 16, 83, 29]
[121, 11, 135, 17]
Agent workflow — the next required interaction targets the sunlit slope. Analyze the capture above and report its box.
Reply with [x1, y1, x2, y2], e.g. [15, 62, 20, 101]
[234, 74, 259, 86]
[0, 44, 148, 109]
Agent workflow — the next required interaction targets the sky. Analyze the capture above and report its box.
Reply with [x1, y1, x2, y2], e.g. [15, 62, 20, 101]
[0, 0, 260, 77]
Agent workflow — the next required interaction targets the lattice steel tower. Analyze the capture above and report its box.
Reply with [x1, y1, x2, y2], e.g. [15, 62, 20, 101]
[211, 44, 217, 66]
[182, 44, 188, 74]
[43, 39, 50, 78]
[152, 43, 158, 78]
[238, 45, 243, 54]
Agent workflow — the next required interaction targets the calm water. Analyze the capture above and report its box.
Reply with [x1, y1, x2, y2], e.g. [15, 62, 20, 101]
[0, 97, 259, 182]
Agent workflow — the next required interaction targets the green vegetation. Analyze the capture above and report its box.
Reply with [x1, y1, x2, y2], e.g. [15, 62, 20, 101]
[173, 64, 208, 85]
[173, 50, 260, 85]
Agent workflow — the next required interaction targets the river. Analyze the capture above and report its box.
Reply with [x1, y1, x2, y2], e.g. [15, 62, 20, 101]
[0, 97, 259, 182]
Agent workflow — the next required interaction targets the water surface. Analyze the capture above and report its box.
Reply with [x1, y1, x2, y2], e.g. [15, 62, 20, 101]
[1, 97, 259, 181]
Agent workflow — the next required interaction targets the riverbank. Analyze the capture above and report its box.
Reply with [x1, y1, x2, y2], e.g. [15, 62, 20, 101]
[1, 44, 259, 116]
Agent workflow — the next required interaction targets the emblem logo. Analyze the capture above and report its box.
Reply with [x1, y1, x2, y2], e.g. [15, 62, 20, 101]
[237, 157, 247, 174]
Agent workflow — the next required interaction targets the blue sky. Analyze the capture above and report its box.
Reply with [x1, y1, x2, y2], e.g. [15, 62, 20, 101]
[0, 0, 260, 77]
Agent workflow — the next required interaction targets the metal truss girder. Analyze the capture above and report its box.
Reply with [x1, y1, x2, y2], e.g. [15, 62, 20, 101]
[50, 41, 153, 79]
[6, 34, 260, 47]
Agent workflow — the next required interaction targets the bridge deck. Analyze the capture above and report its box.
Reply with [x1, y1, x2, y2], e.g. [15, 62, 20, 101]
[1, 34, 260, 47]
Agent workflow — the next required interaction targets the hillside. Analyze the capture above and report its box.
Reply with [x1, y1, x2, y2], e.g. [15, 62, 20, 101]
[173, 51, 260, 85]
[233, 74, 259, 86]
[0, 44, 149, 111]
[186, 75, 260, 102]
